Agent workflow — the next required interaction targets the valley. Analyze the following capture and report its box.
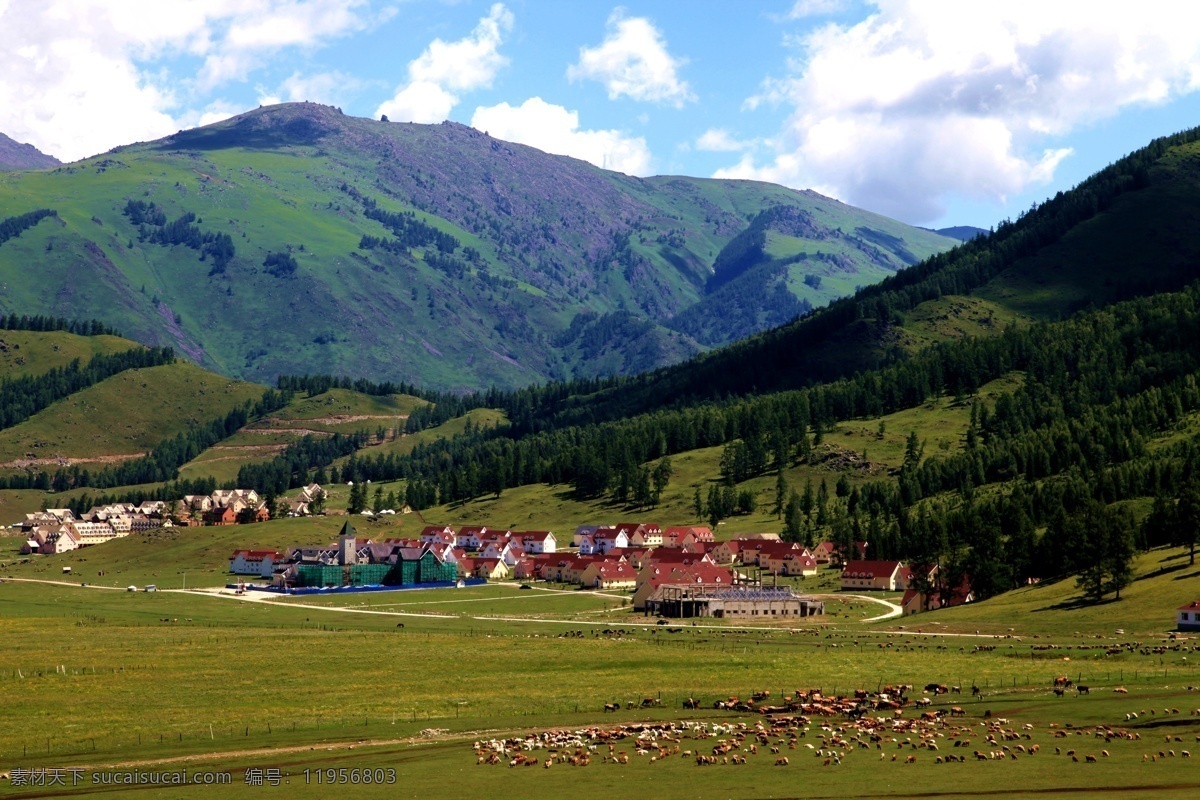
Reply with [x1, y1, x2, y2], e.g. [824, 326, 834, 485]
[2, 111, 1200, 800]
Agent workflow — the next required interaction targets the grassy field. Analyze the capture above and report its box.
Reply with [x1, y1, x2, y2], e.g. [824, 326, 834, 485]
[0, 361, 264, 466]
[0, 330, 135, 380]
[1, 572, 1198, 799]
[895, 546, 1200, 638]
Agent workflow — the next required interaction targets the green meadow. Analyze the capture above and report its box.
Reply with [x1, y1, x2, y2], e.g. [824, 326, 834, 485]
[1, 569, 1198, 800]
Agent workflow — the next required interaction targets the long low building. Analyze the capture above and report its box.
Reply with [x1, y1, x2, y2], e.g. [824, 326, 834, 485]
[644, 584, 824, 619]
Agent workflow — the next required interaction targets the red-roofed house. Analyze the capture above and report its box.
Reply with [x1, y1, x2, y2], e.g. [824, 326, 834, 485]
[740, 541, 810, 567]
[761, 551, 818, 577]
[455, 526, 488, 549]
[580, 560, 639, 590]
[1178, 601, 1200, 631]
[229, 549, 285, 577]
[663, 526, 714, 546]
[619, 523, 663, 547]
[812, 541, 837, 565]
[420, 525, 456, 545]
[711, 539, 744, 565]
[902, 573, 974, 615]
[841, 560, 906, 591]
[588, 527, 629, 555]
[474, 558, 510, 581]
[512, 531, 557, 553]
[643, 547, 717, 569]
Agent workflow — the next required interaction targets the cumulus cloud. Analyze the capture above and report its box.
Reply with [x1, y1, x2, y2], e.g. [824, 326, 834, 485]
[471, 97, 652, 175]
[375, 3, 512, 123]
[695, 129, 754, 152]
[0, 0, 377, 162]
[568, 9, 694, 107]
[725, 1, 1200, 223]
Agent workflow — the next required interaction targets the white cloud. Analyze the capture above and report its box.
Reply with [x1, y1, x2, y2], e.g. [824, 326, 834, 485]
[695, 129, 752, 152]
[786, 0, 848, 18]
[375, 3, 512, 123]
[728, 1, 1200, 223]
[568, 9, 694, 107]
[0, 0, 378, 162]
[471, 97, 652, 176]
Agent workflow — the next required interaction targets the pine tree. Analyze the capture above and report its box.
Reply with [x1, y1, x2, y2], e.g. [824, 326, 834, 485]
[783, 490, 803, 542]
[774, 469, 787, 519]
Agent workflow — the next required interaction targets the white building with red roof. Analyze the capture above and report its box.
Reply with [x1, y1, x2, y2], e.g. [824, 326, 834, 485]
[229, 549, 286, 577]
[1178, 601, 1200, 631]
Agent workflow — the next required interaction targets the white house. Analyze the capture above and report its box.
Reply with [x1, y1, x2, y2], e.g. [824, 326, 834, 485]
[1178, 601, 1200, 631]
[229, 549, 286, 577]
[513, 531, 556, 554]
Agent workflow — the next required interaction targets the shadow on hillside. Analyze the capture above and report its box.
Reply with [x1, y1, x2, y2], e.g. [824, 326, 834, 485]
[152, 117, 329, 152]
[1172, 568, 1200, 581]
[1133, 563, 1189, 582]
[1035, 595, 1120, 613]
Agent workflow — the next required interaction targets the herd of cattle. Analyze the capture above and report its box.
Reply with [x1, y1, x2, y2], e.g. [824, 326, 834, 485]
[469, 674, 1200, 772]
[471, 706, 1192, 771]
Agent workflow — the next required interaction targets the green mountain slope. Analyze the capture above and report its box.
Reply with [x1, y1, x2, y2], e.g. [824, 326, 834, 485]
[0, 103, 955, 391]
[505, 126, 1200, 431]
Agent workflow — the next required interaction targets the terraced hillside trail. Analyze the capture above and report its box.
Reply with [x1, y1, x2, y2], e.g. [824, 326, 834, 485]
[0, 452, 145, 470]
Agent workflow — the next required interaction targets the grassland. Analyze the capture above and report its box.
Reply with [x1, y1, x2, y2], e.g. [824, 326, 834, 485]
[0, 362, 264, 468]
[175, 388, 432, 483]
[0, 330, 134, 379]
[896, 547, 1200, 638]
[1, 564, 1198, 799]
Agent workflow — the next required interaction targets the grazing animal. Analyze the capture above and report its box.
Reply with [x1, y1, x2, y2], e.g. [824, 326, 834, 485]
[1085, 754, 1097, 763]
[603, 703, 619, 713]
[775, 756, 789, 766]
[1077, 685, 1090, 695]
[950, 706, 966, 717]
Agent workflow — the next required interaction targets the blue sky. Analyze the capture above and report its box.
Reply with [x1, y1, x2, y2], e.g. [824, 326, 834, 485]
[5, 1, 1200, 229]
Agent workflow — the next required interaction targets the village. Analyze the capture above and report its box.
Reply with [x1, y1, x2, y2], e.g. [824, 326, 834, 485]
[12, 480, 988, 618]
[227, 517, 984, 620]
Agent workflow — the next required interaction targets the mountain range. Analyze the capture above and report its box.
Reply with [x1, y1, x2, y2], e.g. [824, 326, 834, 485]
[0, 103, 956, 391]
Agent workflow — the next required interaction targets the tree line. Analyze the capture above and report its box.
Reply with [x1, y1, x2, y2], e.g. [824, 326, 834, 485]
[0, 209, 57, 248]
[0, 313, 120, 337]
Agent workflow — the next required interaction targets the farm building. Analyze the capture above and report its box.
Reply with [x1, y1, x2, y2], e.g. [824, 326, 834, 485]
[644, 585, 824, 619]
[1178, 601, 1200, 631]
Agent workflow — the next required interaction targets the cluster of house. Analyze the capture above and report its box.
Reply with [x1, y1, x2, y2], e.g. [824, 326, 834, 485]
[18, 503, 170, 554]
[17, 485, 328, 556]
[176, 484, 326, 525]
[408, 524, 832, 616]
